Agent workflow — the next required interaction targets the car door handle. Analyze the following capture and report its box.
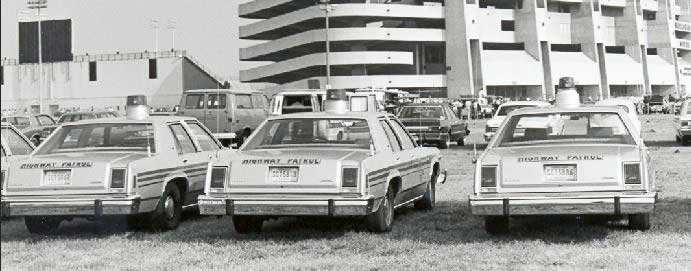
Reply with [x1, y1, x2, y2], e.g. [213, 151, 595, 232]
[182, 159, 188, 163]
[395, 157, 400, 161]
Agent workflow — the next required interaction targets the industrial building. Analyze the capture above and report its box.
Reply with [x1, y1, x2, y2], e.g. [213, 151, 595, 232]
[238, 0, 690, 100]
[0, 50, 223, 113]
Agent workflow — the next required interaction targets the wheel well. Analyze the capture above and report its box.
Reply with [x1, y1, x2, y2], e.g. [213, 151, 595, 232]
[388, 177, 402, 196]
[168, 177, 188, 203]
[242, 127, 252, 137]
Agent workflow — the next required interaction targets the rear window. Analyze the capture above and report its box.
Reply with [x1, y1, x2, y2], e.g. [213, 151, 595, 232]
[36, 123, 156, 154]
[398, 106, 443, 119]
[244, 118, 371, 150]
[282, 95, 313, 114]
[1, 127, 33, 155]
[497, 112, 635, 147]
[185, 94, 205, 109]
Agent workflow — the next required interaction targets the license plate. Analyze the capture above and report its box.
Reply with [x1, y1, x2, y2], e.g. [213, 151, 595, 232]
[43, 170, 72, 186]
[544, 164, 577, 182]
[268, 167, 299, 183]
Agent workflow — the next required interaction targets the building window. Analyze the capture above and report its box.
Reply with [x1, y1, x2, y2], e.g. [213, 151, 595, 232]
[149, 59, 157, 79]
[551, 44, 582, 52]
[643, 11, 656, 21]
[646, 48, 658, 55]
[88, 61, 97, 81]
[605, 46, 626, 54]
[501, 20, 515, 31]
[483, 42, 525, 50]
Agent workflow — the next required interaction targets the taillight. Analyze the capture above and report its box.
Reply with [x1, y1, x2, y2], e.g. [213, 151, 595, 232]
[624, 163, 641, 184]
[481, 166, 497, 187]
[210, 167, 227, 189]
[342, 167, 358, 188]
[1, 170, 5, 190]
[110, 168, 127, 189]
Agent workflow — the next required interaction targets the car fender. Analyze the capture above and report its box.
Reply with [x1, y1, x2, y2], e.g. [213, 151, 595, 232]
[371, 168, 402, 212]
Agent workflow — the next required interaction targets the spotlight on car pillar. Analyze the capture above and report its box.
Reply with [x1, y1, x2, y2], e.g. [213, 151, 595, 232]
[555, 77, 580, 109]
[126, 95, 149, 120]
[324, 89, 348, 114]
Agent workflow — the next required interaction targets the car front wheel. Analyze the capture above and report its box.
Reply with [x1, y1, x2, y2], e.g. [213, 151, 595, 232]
[484, 216, 509, 235]
[629, 213, 651, 230]
[414, 170, 436, 210]
[151, 183, 182, 231]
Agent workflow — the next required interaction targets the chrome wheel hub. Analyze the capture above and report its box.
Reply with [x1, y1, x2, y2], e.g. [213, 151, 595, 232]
[164, 196, 175, 219]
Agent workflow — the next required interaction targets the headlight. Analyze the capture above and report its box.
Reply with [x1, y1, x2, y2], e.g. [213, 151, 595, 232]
[210, 166, 228, 189]
[341, 167, 358, 188]
[623, 163, 641, 185]
[481, 166, 497, 187]
[110, 168, 127, 189]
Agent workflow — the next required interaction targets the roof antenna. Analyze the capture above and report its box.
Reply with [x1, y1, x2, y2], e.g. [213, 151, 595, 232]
[146, 123, 152, 157]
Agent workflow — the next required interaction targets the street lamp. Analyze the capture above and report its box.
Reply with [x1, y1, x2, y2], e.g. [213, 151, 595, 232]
[167, 18, 177, 51]
[319, 0, 334, 89]
[27, 0, 47, 114]
[151, 19, 160, 57]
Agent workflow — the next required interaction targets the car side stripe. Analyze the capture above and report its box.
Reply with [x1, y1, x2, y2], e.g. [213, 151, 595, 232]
[138, 162, 207, 177]
[137, 166, 206, 183]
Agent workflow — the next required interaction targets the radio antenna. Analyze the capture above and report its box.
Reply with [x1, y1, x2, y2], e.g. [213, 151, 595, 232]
[146, 123, 152, 157]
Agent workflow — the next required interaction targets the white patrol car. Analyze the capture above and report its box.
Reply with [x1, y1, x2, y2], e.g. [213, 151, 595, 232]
[484, 101, 551, 141]
[470, 78, 657, 234]
[2, 122, 35, 201]
[1, 96, 228, 233]
[675, 99, 691, 146]
[198, 89, 445, 233]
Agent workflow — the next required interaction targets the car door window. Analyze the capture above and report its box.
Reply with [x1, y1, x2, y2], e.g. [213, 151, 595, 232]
[252, 95, 265, 109]
[236, 94, 253, 109]
[185, 94, 206, 109]
[37, 115, 55, 125]
[379, 119, 401, 152]
[208, 94, 227, 109]
[186, 122, 221, 151]
[389, 119, 416, 149]
[169, 123, 197, 154]
[1, 128, 33, 155]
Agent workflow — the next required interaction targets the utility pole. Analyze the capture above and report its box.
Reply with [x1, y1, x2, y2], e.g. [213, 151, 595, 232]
[319, 0, 334, 89]
[27, 0, 47, 114]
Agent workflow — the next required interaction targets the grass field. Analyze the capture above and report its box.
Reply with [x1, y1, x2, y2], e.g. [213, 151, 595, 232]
[1, 115, 690, 270]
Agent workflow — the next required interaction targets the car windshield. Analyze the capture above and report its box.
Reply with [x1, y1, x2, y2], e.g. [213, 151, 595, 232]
[36, 123, 156, 154]
[497, 105, 538, 116]
[398, 106, 443, 119]
[496, 112, 635, 147]
[243, 118, 371, 150]
[1, 127, 33, 155]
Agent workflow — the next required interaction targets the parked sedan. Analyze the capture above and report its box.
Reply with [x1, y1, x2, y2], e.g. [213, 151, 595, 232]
[676, 100, 691, 146]
[1, 122, 36, 202]
[397, 103, 468, 149]
[57, 111, 118, 123]
[1, 114, 59, 146]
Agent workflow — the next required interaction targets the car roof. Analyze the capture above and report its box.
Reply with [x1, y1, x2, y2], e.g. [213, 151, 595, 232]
[509, 105, 624, 115]
[60, 111, 115, 116]
[61, 116, 198, 125]
[402, 103, 448, 107]
[183, 89, 261, 95]
[267, 111, 391, 120]
[499, 101, 551, 106]
[277, 90, 326, 95]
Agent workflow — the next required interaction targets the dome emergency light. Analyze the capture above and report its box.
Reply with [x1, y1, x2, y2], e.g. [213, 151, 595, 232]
[126, 95, 149, 120]
[555, 77, 580, 109]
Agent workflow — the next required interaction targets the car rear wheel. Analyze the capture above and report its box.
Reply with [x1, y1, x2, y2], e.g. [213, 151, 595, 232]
[151, 183, 182, 231]
[484, 216, 509, 235]
[457, 137, 465, 146]
[414, 170, 436, 210]
[232, 216, 263, 234]
[25, 216, 61, 234]
[366, 185, 395, 233]
[629, 213, 651, 230]
[438, 140, 449, 149]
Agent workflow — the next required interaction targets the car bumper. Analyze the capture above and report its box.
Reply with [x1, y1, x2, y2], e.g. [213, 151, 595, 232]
[1, 195, 142, 217]
[469, 192, 656, 216]
[408, 131, 449, 142]
[198, 195, 377, 216]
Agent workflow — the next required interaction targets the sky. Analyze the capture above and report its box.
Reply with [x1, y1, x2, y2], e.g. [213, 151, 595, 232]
[0, 0, 261, 81]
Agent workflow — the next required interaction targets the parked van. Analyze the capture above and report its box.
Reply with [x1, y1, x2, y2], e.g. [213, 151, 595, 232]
[270, 90, 326, 115]
[178, 89, 269, 146]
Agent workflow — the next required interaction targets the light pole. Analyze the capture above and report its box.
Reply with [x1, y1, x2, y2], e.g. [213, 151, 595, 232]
[151, 19, 159, 57]
[319, 0, 334, 89]
[167, 19, 177, 51]
[27, 0, 47, 114]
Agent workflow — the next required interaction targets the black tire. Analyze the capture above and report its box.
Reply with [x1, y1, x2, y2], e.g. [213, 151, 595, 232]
[232, 216, 263, 234]
[438, 140, 449, 149]
[629, 213, 651, 231]
[151, 183, 182, 231]
[126, 214, 150, 231]
[366, 185, 395, 233]
[414, 170, 437, 210]
[457, 137, 465, 146]
[25, 216, 61, 234]
[485, 216, 509, 235]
